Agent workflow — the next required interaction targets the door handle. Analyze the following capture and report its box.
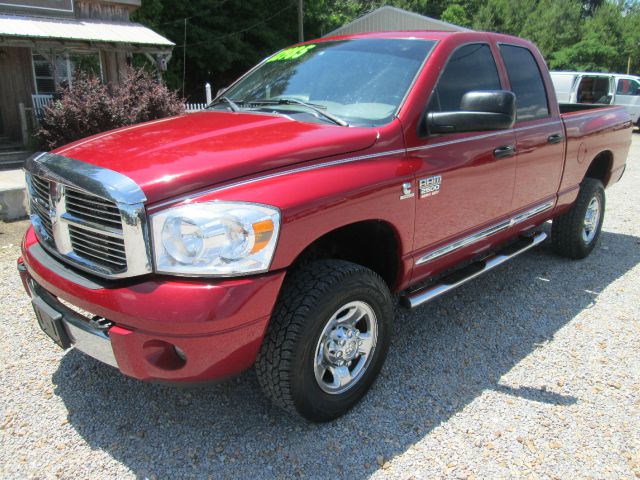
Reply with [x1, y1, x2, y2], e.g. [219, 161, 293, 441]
[547, 134, 564, 144]
[493, 145, 515, 159]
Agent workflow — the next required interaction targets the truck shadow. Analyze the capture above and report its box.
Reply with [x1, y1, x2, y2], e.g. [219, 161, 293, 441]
[51, 228, 640, 479]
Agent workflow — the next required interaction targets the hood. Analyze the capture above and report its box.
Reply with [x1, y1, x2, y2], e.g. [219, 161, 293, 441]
[53, 111, 379, 204]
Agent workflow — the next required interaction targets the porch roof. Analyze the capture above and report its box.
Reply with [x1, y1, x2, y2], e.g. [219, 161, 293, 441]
[0, 13, 174, 49]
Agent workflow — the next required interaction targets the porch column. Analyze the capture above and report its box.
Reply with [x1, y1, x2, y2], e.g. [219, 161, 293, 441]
[100, 50, 128, 85]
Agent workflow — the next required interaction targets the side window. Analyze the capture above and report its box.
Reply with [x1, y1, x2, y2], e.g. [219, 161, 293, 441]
[428, 43, 502, 113]
[617, 79, 640, 96]
[499, 45, 550, 121]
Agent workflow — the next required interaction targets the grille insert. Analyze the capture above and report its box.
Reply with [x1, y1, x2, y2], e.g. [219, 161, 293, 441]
[29, 176, 54, 239]
[31, 175, 50, 201]
[65, 187, 123, 229]
[69, 225, 127, 270]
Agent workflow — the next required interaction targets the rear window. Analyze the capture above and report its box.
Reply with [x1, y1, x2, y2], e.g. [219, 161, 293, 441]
[499, 45, 550, 121]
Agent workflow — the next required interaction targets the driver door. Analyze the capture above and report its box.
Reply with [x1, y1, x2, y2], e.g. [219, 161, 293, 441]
[404, 42, 517, 282]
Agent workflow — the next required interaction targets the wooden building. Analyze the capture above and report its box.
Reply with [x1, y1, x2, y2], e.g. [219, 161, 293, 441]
[0, 0, 173, 143]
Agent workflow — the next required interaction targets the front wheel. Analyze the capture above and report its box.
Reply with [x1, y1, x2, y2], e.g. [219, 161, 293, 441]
[256, 259, 393, 422]
[552, 178, 605, 259]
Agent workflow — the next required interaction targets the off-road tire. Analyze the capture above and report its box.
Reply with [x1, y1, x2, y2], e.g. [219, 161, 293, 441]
[255, 259, 393, 422]
[552, 178, 605, 259]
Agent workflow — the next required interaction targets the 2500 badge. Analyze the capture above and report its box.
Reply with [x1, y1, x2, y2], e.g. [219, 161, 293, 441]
[420, 175, 442, 198]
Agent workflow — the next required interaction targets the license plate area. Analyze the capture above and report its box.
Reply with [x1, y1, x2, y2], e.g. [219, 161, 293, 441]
[23, 274, 118, 367]
[32, 295, 71, 350]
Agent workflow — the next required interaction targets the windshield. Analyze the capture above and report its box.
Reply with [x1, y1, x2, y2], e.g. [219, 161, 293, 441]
[214, 38, 436, 127]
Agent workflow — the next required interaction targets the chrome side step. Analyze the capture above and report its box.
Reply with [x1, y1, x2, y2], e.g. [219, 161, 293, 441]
[401, 232, 547, 309]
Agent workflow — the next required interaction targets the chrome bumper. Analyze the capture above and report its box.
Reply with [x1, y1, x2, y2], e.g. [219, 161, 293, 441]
[62, 311, 117, 367]
[26, 277, 118, 368]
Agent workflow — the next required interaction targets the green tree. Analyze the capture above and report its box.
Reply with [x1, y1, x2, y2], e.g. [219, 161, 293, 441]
[133, 0, 298, 100]
[132, 0, 640, 100]
[440, 4, 473, 28]
[473, 0, 537, 35]
[521, 0, 583, 59]
[550, 1, 629, 71]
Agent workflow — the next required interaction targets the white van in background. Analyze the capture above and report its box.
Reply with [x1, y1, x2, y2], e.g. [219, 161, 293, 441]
[550, 71, 640, 126]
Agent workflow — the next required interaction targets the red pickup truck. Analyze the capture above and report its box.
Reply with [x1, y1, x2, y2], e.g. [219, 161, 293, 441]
[18, 31, 632, 422]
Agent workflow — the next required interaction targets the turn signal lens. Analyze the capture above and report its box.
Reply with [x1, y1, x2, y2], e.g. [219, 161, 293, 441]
[251, 219, 275, 254]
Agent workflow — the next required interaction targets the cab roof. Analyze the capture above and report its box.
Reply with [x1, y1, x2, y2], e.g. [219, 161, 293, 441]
[304, 30, 529, 48]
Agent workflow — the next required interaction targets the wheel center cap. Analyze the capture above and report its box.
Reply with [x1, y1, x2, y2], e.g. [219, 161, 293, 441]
[325, 326, 360, 364]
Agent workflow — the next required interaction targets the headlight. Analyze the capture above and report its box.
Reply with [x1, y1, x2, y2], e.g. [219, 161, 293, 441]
[151, 202, 280, 276]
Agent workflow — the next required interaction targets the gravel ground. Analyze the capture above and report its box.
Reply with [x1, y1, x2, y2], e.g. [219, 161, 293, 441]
[1, 134, 639, 479]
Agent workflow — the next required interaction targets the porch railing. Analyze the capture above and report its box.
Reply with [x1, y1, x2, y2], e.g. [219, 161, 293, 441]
[184, 102, 207, 113]
[34, 94, 209, 117]
[32, 94, 54, 118]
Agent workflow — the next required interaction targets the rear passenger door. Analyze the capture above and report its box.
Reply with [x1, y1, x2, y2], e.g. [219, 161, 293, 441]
[498, 44, 564, 213]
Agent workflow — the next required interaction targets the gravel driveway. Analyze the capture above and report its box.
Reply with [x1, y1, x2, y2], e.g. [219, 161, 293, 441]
[1, 135, 639, 479]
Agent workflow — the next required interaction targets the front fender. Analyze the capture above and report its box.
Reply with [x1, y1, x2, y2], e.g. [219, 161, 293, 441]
[147, 141, 419, 290]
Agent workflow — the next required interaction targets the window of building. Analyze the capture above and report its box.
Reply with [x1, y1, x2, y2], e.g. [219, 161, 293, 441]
[499, 45, 549, 121]
[427, 43, 502, 113]
[32, 52, 103, 94]
[33, 54, 67, 94]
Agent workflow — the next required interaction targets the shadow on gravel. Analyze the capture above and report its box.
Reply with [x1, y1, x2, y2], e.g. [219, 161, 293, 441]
[51, 228, 640, 479]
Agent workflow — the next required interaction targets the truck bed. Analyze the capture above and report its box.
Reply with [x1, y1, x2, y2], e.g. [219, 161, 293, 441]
[557, 104, 632, 201]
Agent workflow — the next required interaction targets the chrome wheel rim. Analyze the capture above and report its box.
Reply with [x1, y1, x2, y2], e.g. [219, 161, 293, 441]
[313, 301, 378, 395]
[582, 196, 601, 244]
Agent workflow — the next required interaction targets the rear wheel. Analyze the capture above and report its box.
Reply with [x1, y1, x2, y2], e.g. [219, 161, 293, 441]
[551, 178, 605, 259]
[256, 259, 393, 422]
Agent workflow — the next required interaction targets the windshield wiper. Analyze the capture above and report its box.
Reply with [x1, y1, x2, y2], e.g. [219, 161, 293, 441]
[209, 96, 241, 112]
[247, 98, 349, 127]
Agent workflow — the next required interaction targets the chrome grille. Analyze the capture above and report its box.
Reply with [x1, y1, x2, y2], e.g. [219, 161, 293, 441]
[29, 174, 128, 274]
[25, 152, 152, 279]
[29, 176, 54, 240]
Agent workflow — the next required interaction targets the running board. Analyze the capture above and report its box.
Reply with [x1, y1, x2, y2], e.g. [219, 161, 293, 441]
[401, 232, 547, 309]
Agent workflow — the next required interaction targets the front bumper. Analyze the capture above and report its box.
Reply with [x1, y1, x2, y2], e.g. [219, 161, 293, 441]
[20, 265, 118, 367]
[19, 226, 286, 383]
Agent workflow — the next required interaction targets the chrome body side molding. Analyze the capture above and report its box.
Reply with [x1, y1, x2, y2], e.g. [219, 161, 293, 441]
[148, 147, 408, 211]
[416, 200, 554, 265]
[148, 121, 563, 212]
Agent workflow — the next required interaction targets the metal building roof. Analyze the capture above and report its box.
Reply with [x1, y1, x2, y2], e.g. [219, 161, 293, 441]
[325, 6, 469, 37]
[0, 13, 174, 47]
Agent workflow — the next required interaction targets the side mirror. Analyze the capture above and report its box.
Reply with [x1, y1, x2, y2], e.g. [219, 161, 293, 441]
[426, 90, 516, 134]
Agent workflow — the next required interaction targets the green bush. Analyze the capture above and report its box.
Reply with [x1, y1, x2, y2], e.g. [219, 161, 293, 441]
[36, 67, 185, 150]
